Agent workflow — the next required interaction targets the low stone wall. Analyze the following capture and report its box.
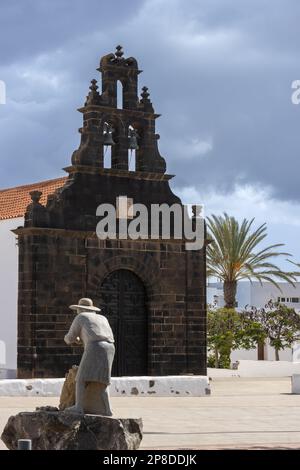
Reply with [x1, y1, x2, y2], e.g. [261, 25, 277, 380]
[111, 376, 210, 396]
[0, 375, 210, 397]
[208, 361, 300, 378]
[237, 360, 300, 377]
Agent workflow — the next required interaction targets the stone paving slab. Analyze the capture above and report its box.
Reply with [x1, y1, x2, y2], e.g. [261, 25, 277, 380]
[0, 377, 300, 450]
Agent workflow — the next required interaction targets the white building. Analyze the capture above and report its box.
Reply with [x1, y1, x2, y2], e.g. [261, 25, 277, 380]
[208, 281, 300, 310]
[207, 281, 300, 362]
[0, 177, 65, 378]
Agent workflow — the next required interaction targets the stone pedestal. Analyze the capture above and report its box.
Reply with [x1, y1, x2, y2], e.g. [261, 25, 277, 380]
[1, 408, 143, 450]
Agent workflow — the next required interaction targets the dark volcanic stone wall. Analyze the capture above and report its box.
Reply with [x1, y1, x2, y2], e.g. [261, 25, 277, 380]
[16, 230, 206, 378]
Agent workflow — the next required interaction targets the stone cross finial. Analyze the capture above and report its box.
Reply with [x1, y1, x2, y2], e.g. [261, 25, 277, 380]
[115, 45, 124, 59]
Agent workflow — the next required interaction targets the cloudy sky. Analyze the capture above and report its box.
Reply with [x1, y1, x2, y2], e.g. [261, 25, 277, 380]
[0, 0, 300, 267]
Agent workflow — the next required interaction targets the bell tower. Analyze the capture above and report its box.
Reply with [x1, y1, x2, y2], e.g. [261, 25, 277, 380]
[71, 45, 166, 173]
[15, 46, 207, 379]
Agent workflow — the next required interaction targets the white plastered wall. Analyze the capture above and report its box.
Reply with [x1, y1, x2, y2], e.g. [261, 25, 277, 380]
[0, 217, 23, 376]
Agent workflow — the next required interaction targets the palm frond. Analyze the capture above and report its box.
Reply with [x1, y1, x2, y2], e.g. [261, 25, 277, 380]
[206, 213, 298, 288]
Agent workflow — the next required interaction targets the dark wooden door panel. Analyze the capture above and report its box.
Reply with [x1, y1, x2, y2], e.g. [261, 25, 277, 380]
[99, 269, 148, 376]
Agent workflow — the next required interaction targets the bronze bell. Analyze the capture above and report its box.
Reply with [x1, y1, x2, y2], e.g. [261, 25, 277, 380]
[128, 128, 139, 150]
[103, 123, 115, 146]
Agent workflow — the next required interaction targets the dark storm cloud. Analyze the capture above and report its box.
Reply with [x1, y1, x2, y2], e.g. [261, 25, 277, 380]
[0, 0, 142, 64]
[0, 0, 300, 203]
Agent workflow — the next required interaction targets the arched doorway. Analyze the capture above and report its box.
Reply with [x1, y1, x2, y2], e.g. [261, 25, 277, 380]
[99, 269, 148, 376]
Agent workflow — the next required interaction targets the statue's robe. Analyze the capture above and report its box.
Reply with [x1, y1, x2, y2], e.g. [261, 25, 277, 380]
[65, 311, 115, 385]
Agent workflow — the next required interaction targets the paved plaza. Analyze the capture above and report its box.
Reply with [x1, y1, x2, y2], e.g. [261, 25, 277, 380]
[1, 377, 300, 450]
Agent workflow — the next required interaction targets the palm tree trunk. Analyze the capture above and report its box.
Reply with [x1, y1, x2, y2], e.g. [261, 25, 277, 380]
[223, 280, 237, 308]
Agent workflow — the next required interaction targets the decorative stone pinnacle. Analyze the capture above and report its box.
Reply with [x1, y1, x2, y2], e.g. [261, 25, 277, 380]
[115, 45, 124, 59]
[141, 86, 150, 100]
[89, 79, 98, 92]
[29, 190, 42, 204]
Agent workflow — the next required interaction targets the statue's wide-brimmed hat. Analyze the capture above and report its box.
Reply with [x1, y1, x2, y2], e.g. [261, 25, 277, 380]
[69, 298, 101, 312]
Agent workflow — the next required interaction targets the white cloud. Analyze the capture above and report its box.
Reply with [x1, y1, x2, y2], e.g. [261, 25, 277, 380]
[176, 183, 300, 227]
[171, 136, 213, 160]
[175, 183, 300, 267]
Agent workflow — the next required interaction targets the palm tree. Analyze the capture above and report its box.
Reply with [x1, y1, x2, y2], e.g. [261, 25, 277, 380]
[207, 213, 298, 308]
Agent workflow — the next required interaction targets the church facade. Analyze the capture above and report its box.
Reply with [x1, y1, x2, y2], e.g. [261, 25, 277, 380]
[14, 47, 207, 378]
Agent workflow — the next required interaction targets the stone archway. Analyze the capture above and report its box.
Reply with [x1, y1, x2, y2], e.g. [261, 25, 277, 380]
[99, 269, 148, 376]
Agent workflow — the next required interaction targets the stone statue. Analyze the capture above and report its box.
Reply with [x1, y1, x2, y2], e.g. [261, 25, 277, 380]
[64, 298, 115, 416]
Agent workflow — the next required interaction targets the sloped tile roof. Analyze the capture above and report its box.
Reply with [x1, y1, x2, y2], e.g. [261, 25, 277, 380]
[0, 177, 67, 220]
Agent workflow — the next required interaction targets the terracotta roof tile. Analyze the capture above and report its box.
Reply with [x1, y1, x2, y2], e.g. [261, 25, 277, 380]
[0, 177, 67, 221]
